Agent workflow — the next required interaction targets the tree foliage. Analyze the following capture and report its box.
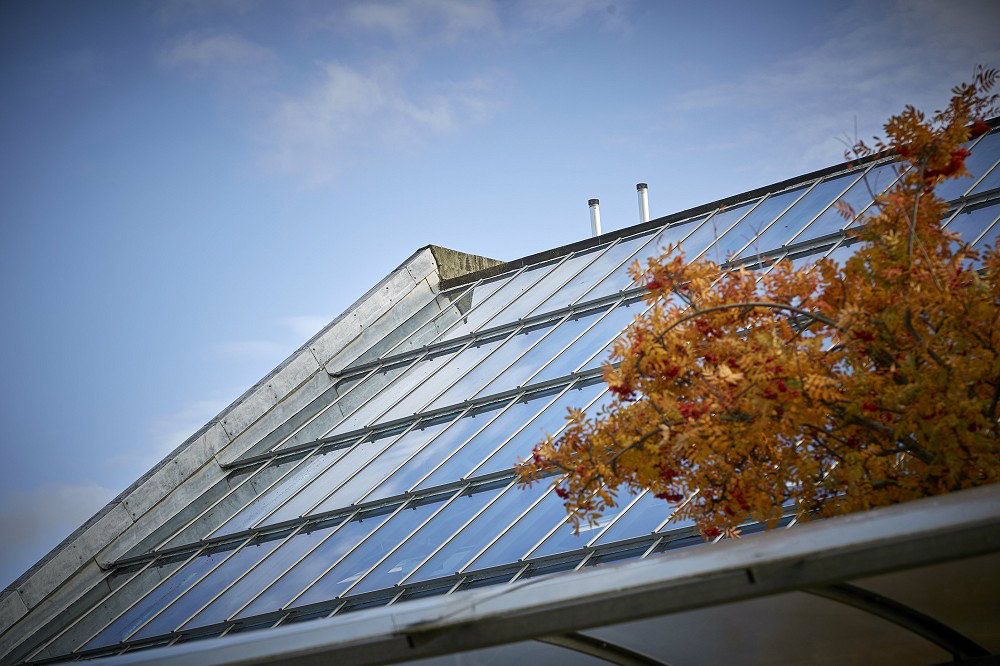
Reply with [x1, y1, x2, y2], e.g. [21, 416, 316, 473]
[517, 67, 1000, 539]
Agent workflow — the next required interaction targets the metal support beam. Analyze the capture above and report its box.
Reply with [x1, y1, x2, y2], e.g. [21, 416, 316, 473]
[537, 632, 668, 666]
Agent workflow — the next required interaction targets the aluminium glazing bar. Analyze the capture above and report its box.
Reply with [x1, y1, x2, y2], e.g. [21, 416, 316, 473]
[730, 178, 820, 260]
[72, 546, 208, 654]
[225, 509, 362, 621]
[121, 535, 257, 644]
[689, 194, 769, 264]
[281, 499, 417, 610]
[175, 525, 308, 633]
[780, 162, 875, 248]
[334, 485, 470, 599]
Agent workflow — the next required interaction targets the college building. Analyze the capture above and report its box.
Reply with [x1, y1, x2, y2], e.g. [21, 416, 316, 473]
[2, 127, 999, 665]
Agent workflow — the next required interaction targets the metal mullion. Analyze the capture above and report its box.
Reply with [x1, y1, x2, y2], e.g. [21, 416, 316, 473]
[465, 382, 607, 480]
[391, 324, 525, 420]
[227, 508, 361, 621]
[519, 487, 593, 561]
[26, 556, 163, 662]
[840, 161, 912, 232]
[262, 364, 382, 455]
[966, 157, 1000, 197]
[315, 351, 440, 440]
[520, 297, 626, 387]
[967, 213, 1000, 247]
[73, 546, 207, 654]
[783, 164, 874, 247]
[372, 278, 485, 363]
[397, 477, 519, 586]
[574, 220, 679, 303]
[507, 563, 531, 584]
[445, 577, 466, 594]
[457, 484, 557, 574]
[564, 298, 655, 374]
[400, 393, 527, 494]
[462, 252, 577, 339]
[347, 336, 480, 435]
[423, 264, 533, 346]
[460, 382, 578, 479]
[336, 486, 468, 599]
[957, 130, 996, 199]
[282, 501, 412, 610]
[296, 422, 424, 521]
[385, 589, 407, 606]
[244, 434, 368, 532]
[324, 600, 349, 618]
[352, 407, 472, 507]
[176, 524, 307, 633]
[689, 195, 769, 264]
[573, 551, 596, 571]
[639, 536, 663, 559]
[203, 446, 323, 541]
[653, 491, 700, 533]
[146, 459, 270, 553]
[122, 535, 256, 644]
[519, 236, 626, 321]
[584, 488, 650, 548]
[731, 178, 819, 261]
[464, 312, 574, 402]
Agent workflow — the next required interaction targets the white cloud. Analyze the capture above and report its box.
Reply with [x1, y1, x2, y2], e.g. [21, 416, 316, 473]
[0, 482, 118, 588]
[280, 314, 332, 340]
[516, 0, 630, 33]
[345, 0, 500, 43]
[265, 62, 497, 185]
[159, 32, 277, 75]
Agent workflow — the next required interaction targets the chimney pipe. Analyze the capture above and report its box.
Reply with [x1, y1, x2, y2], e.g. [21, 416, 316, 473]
[588, 199, 602, 237]
[636, 183, 649, 224]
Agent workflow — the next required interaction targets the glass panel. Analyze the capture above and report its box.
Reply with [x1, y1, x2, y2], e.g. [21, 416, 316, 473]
[262, 429, 401, 526]
[439, 261, 561, 341]
[308, 418, 455, 515]
[474, 309, 605, 398]
[181, 519, 348, 630]
[276, 373, 386, 450]
[473, 383, 608, 476]
[702, 187, 807, 264]
[537, 231, 656, 312]
[480, 246, 609, 328]
[676, 201, 758, 264]
[936, 130, 1000, 202]
[333, 347, 462, 433]
[131, 533, 288, 641]
[366, 400, 515, 500]
[945, 202, 1000, 245]
[529, 485, 642, 559]
[970, 218, 1000, 269]
[415, 387, 566, 489]
[291, 496, 452, 608]
[582, 217, 705, 301]
[376, 336, 506, 423]
[406, 482, 549, 583]
[802, 162, 901, 241]
[464, 488, 567, 571]
[593, 491, 674, 545]
[349, 483, 506, 595]
[212, 448, 344, 537]
[531, 301, 640, 384]
[235, 507, 395, 619]
[970, 162, 1000, 195]
[426, 324, 554, 411]
[737, 172, 860, 259]
[83, 547, 225, 650]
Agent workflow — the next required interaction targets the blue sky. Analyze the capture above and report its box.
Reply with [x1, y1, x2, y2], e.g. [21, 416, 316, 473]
[0, 0, 997, 588]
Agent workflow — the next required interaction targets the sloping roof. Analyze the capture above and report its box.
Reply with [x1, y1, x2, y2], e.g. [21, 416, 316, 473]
[2, 127, 999, 664]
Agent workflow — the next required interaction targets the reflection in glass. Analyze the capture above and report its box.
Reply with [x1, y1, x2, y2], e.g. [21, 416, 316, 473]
[702, 187, 807, 264]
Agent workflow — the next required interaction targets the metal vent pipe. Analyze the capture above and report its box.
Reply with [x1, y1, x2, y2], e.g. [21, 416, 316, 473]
[588, 199, 602, 237]
[637, 183, 649, 224]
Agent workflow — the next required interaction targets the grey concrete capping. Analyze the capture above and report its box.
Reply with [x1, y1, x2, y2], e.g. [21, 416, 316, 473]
[0, 244, 500, 661]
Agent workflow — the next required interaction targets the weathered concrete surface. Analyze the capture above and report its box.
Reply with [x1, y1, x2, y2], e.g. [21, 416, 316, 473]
[0, 244, 502, 663]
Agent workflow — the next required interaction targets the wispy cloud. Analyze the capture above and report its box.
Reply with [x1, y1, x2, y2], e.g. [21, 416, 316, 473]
[516, 0, 631, 34]
[659, 0, 1000, 179]
[160, 31, 276, 70]
[280, 314, 332, 340]
[345, 0, 500, 43]
[0, 482, 118, 588]
[265, 62, 497, 185]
